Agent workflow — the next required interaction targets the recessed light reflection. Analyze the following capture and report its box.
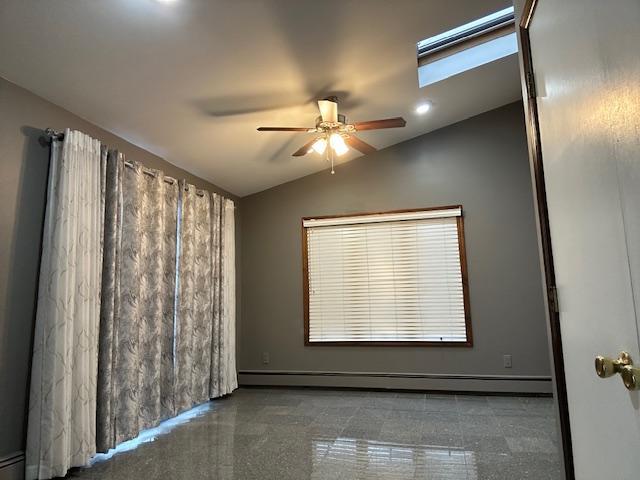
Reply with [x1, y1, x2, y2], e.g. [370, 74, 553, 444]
[416, 102, 432, 115]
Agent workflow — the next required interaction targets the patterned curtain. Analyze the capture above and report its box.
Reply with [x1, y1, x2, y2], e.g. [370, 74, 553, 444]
[175, 183, 236, 413]
[212, 195, 237, 398]
[28, 129, 236, 474]
[26, 130, 105, 480]
[96, 156, 178, 452]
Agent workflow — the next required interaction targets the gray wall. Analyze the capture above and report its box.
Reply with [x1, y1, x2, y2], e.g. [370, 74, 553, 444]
[239, 102, 551, 393]
[0, 76, 238, 462]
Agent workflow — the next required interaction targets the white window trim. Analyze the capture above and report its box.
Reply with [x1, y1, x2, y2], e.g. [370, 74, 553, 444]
[303, 206, 461, 228]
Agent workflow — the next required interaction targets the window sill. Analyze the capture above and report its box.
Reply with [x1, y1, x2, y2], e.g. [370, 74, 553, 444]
[304, 340, 473, 347]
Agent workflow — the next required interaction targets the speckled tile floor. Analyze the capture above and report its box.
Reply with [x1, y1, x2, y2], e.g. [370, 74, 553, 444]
[69, 388, 562, 480]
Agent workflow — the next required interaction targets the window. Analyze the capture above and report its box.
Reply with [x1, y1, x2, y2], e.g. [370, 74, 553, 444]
[417, 6, 517, 87]
[302, 206, 471, 345]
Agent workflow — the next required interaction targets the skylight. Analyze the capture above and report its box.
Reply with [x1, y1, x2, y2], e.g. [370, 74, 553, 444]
[417, 6, 517, 87]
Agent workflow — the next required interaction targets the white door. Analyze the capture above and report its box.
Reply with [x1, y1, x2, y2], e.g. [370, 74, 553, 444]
[526, 0, 640, 478]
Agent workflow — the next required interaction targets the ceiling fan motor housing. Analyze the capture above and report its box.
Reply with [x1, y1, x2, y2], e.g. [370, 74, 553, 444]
[315, 114, 347, 130]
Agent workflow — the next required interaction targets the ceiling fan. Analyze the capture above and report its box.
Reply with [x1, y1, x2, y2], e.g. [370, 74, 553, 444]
[257, 96, 406, 174]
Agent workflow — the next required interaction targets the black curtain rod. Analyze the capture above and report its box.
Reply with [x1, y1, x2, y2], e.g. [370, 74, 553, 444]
[43, 127, 206, 195]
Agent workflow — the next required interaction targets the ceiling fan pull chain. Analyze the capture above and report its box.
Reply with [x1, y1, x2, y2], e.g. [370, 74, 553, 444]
[328, 145, 335, 174]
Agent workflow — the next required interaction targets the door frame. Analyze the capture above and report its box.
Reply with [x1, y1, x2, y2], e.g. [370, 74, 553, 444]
[518, 1, 575, 478]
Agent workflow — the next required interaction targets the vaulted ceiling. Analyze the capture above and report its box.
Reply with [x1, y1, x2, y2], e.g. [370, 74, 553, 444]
[0, 0, 519, 196]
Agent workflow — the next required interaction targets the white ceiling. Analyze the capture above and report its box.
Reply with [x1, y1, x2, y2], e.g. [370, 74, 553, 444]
[0, 0, 520, 197]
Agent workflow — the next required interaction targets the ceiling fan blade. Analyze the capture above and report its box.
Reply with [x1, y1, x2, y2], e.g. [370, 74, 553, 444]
[345, 135, 377, 155]
[317, 99, 338, 123]
[353, 117, 406, 131]
[292, 138, 319, 157]
[257, 127, 314, 132]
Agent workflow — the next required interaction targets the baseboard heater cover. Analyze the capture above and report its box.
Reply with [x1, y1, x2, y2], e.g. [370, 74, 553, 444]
[238, 370, 551, 381]
[238, 370, 552, 394]
[0, 451, 24, 480]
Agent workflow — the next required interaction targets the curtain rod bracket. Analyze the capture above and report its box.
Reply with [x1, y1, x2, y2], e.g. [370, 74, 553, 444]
[43, 127, 224, 196]
[45, 128, 64, 141]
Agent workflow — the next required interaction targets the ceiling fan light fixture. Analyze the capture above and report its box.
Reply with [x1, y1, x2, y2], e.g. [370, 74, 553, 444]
[330, 133, 349, 156]
[334, 142, 349, 156]
[256, 97, 405, 163]
[311, 138, 327, 155]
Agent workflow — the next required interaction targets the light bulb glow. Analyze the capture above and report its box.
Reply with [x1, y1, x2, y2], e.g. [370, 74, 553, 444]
[329, 134, 349, 156]
[334, 142, 349, 156]
[311, 138, 327, 154]
[416, 102, 432, 114]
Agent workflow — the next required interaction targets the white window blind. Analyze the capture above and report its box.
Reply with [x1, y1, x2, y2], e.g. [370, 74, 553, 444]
[304, 207, 469, 344]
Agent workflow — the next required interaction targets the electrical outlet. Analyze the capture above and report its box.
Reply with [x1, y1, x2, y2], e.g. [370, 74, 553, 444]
[262, 352, 270, 365]
[503, 354, 512, 368]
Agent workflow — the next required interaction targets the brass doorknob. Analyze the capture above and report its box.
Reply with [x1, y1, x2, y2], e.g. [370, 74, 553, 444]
[595, 351, 632, 378]
[620, 366, 640, 391]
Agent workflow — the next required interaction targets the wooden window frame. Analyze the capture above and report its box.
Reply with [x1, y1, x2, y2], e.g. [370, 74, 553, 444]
[301, 205, 473, 347]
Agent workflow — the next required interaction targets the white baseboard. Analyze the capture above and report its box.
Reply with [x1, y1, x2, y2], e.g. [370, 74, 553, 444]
[0, 452, 24, 480]
[238, 370, 553, 394]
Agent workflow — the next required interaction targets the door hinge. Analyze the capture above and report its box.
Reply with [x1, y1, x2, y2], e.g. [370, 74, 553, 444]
[548, 285, 559, 313]
[526, 71, 537, 98]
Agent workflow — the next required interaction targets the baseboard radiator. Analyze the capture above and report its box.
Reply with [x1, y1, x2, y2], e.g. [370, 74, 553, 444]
[238, 370, 553, 394]
[0, 452, 24, 480]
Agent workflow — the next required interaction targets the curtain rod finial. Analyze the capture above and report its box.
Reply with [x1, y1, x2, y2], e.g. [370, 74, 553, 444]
[45, 128, 64, 141]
